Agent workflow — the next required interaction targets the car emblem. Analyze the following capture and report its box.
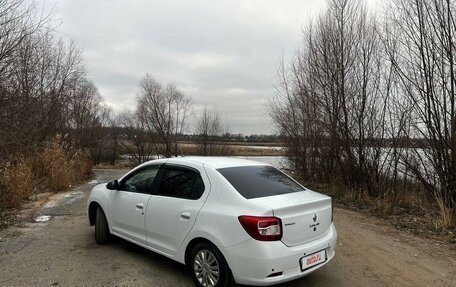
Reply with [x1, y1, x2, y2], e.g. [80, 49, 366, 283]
[309, 213, 319, 231]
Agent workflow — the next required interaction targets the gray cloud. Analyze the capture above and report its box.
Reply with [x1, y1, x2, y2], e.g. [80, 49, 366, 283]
[46, 0, 327, 134]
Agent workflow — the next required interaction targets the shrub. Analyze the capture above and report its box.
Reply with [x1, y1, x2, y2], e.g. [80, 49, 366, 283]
[30, 137, 92, 191]
[0, 137, 93, 210]
[33, 139, 75, 191]
[0, 155, 34, 209]
[70, 149, 93, 180]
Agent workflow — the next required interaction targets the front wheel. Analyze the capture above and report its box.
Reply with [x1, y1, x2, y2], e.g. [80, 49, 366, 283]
[95, 206, 110, 244]
[190, 242, 235, 287]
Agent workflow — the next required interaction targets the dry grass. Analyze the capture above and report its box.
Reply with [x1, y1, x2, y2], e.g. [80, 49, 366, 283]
[178, 142, 284, 156]
[33, 140, 75, 190]
[0, 155, 34, 209]
[0, 137, 92, 211]
[307, 181, 455, 243]
[179, 143, 233, 156]
[423, 198, 454, 230]
[94, 159, 132, 169]
[228, 145, 284, 156]
[71, 149, 93, 179]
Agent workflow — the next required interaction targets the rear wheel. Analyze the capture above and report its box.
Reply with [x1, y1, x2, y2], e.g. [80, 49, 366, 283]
[190, 242, 235, 287]
[95, 206, 109, 244]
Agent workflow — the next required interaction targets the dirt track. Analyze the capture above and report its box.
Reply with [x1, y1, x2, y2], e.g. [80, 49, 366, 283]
[0, 169, 455, 287]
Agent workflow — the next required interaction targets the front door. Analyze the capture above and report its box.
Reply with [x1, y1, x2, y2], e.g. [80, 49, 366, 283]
[109, 165, 160, 245]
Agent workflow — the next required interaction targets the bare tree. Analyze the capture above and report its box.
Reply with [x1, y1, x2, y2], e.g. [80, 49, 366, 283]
[116, 110, 155, 164]
[0, 30, 85, 157]
[270, 0, 387, 190]
[0, 0, 109, 168]
[0, 0, 44, 77]
[137, 74, 191, 158]
[384, 0, 456, 225]
[66, 79, 102, 146]
[195, 105, 224, 156]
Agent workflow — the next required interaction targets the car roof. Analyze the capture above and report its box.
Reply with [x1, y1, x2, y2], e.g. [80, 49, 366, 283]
[164, 156, 271, 169]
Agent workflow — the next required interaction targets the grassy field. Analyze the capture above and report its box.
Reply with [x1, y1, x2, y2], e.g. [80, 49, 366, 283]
[178, 142, 285, 156]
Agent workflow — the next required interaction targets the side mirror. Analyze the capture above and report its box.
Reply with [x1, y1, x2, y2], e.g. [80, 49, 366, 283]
[106, 180, 119, 190]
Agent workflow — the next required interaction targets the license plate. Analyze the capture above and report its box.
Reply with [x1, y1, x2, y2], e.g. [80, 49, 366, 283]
[300, 249, 327, 271]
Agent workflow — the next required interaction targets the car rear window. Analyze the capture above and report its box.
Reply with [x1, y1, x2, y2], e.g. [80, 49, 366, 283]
[217, 165, 304, 199]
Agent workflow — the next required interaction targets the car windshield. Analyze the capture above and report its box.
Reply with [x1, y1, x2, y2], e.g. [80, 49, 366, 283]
[217, 165, 304, 199]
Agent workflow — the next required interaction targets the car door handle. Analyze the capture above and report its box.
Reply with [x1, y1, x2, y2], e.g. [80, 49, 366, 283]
[136, 203, 144, 209]
[180, 212, 191, 220]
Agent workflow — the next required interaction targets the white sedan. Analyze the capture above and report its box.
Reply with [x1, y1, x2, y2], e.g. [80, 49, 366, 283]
[88, 157, 337, 286]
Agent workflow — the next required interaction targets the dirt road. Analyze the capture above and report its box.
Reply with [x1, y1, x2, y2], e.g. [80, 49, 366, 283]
[0, 169, 455, 287]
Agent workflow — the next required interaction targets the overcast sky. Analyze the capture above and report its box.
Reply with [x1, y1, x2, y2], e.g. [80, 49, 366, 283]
[44, 0, 331, 135]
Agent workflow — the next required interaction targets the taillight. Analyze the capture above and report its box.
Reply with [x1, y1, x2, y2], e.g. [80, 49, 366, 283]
[238, 216, 282, 241]
[331, 200, 334, 223]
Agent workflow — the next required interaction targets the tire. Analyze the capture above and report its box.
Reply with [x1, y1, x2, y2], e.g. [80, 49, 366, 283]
[190, 242, 236, 287]
[95, 206, 110, 244]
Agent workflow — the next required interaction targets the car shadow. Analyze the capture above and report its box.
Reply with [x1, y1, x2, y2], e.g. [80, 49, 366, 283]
[103, 235, 327, 287]
[109, 235, 187, 271]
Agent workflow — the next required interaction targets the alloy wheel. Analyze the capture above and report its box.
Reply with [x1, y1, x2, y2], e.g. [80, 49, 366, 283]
[193, 249, 220, 287]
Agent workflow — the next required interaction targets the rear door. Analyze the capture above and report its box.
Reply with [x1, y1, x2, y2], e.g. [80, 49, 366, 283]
[109, 165, 160, 245]
[145, 164, 209, 255]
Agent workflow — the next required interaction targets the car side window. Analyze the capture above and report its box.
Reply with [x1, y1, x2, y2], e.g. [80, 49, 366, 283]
[121, 166, 159, 193]
[156, 167, 205, 200]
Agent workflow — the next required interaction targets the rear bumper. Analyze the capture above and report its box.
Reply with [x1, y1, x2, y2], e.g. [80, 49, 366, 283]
[221, 223, 337, 286]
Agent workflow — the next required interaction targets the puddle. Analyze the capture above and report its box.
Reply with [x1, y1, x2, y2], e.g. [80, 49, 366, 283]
[65, 198, 77, 205]
[88, 179, 99, 185]
[44, 201, 58, 208]
[64, 191, 83, 198]
[34, 215, 51, 222]
[62, 191, 84, 206]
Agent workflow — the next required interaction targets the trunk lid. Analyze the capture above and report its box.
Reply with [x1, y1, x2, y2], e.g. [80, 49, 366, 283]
[250, 190, 332, 247]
